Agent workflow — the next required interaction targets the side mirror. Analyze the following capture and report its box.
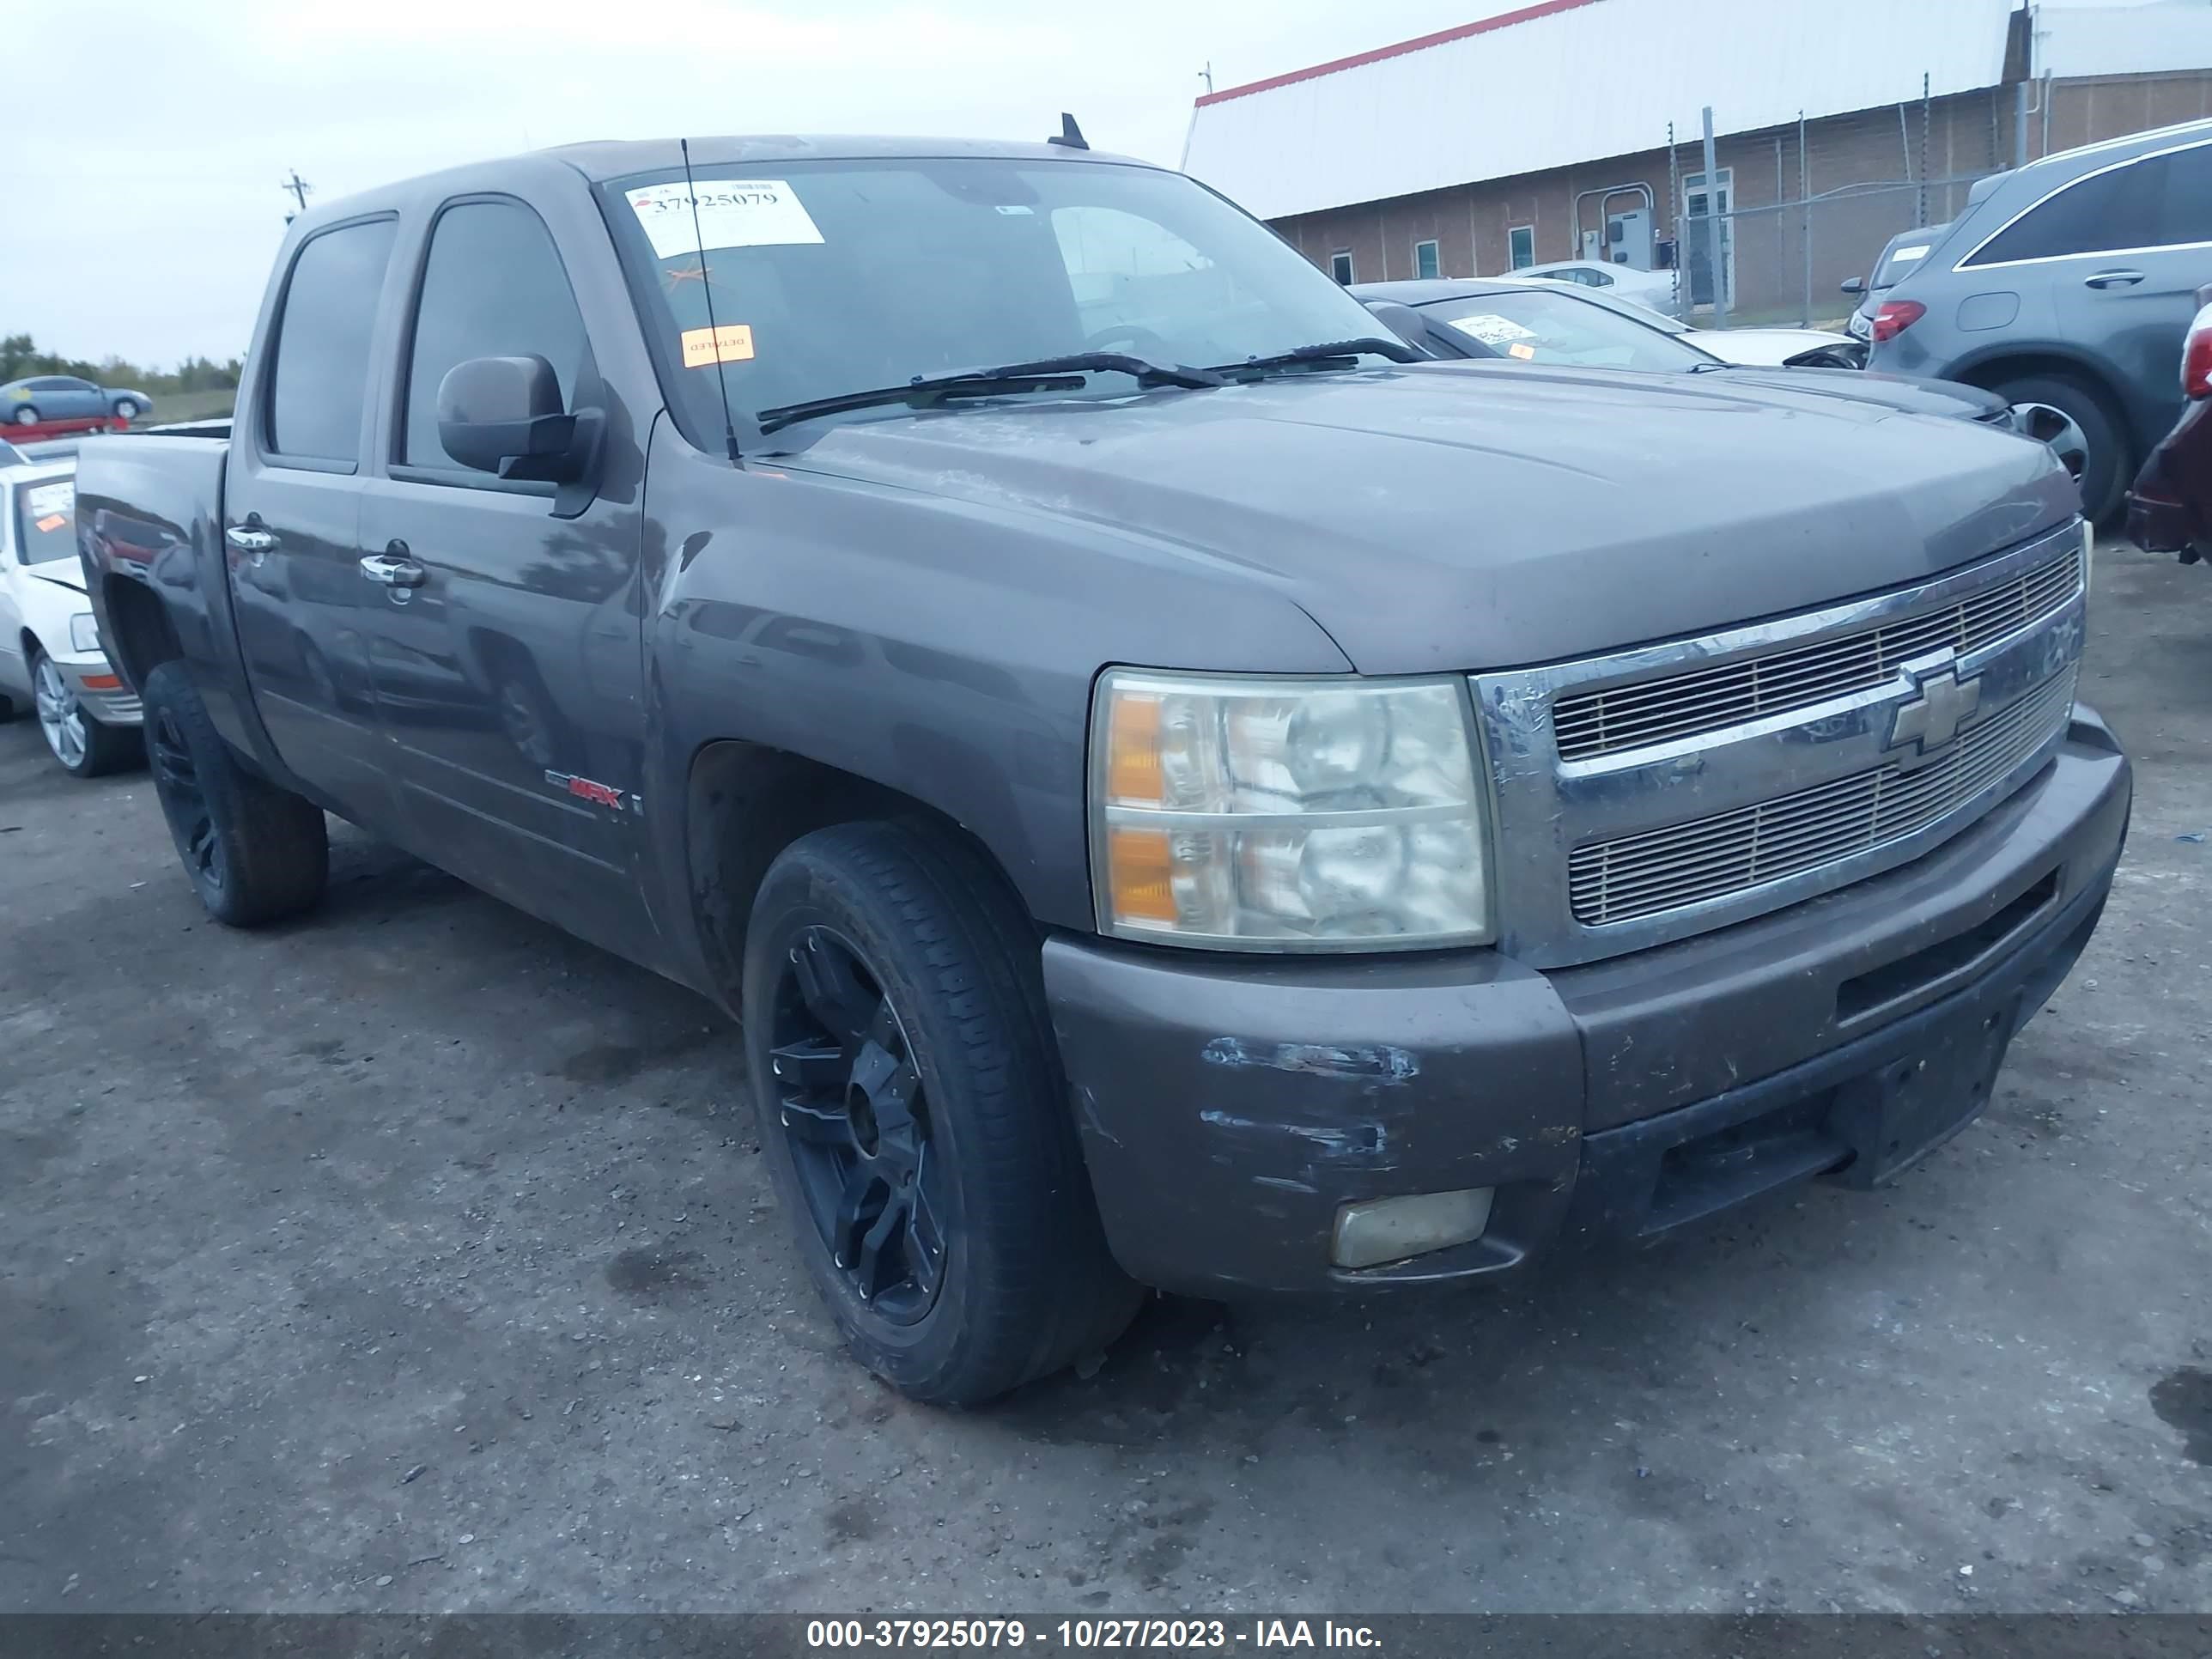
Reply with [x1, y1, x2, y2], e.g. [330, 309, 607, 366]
[1839, 276, 1865, 296]
[436, 356, 597, 483]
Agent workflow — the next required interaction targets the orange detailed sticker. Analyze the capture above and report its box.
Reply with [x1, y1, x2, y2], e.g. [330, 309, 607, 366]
[1508, 342, 1537, 361]
[34, 514, 66, 532]
[680, 324, 755, 368]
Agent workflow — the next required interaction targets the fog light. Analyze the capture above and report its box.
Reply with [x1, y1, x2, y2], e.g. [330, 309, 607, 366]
[1331, 1188, 1494, 1270]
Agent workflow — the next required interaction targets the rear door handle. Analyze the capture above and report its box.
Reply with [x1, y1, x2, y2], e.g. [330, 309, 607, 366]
[2083, 270, 2145, 289]
[224, 525, 277, 554]
[359, 549, 428, 588]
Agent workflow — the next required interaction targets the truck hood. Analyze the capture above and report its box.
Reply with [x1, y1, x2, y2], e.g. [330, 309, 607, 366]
[1698, 364, 2008, 422]
[776, 362, 2074, 673]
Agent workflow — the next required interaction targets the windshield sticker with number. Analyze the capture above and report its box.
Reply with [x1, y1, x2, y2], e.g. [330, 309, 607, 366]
[626, 179, 823, 260]
[1445, 313, 1540, 347]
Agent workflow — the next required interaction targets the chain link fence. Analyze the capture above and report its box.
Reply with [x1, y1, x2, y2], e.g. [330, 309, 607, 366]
[1675, 173, 1995, 327]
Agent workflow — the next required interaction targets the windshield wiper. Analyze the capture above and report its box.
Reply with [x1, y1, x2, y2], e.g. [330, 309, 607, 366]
[754, 353, 1224, 435]
[1204, 337, 1422, 378]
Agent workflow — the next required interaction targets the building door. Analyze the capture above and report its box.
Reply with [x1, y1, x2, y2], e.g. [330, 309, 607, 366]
[1682, 170, 1735, 310]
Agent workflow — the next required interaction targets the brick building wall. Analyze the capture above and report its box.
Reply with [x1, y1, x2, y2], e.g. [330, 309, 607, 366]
[1267, 70, 2212, 322]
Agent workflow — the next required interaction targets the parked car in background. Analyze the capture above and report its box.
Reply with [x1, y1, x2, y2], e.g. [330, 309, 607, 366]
[1354, 277, 2007, 425]
[1510, 258, 1684, 317]
[1548, 281, 1866, 366]
[2126, 283, 2212, 565]
[1867, 118, 2212, 519]
[2, 374, 155, 425]
[1843, 222, 1949, 343]
[0, 451, 142, 775]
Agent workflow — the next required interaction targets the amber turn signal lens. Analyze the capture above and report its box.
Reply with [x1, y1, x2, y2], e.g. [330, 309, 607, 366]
[1106, 826, 1178, 924]
[1105, 691, 1164, 806]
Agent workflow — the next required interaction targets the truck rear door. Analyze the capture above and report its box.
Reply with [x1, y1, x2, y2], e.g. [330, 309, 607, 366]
[224, 213, 406, 818]
[354, 188, 653, 952]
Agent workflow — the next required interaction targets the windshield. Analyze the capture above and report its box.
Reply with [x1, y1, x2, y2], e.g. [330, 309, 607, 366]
[11, 476, 76, 565]
[1421, 289, 1712, 372]
[601, 157, 1391, 442]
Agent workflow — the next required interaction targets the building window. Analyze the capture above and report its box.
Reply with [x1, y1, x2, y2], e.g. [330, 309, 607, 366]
[1413, 240, 1441, 279]
[1329, 250, 1355, 284]
[1508, 226, 1535, 270]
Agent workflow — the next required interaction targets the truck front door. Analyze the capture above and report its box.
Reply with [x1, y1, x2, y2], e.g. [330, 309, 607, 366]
[355, 193, 653, 953]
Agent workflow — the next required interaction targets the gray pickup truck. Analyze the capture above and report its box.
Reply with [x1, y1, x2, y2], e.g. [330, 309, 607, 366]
[76, 135, 2130, 1405]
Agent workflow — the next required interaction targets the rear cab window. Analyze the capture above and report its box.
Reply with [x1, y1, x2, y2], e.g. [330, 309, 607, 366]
[264, 217, 399, 467]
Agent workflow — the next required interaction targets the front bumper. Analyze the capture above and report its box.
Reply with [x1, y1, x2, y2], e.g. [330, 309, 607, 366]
[1045, 708, 2130, 1296]
[57, 657, 142, 726]
[2126, 398, 2210, 559]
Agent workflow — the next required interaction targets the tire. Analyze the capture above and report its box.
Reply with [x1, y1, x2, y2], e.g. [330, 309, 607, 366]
[742, 821, 1140, 1406]
[140, 660, 329, 927]
[29, 648, 137, 778]
[113, 398, 140, 422]
[11, 405, 37, 427]
[1996, 372, 2129, 523]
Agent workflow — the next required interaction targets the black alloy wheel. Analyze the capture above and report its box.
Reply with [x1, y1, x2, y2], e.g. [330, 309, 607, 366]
[769, 927, 947, 1323]
[149, 703, 227, 900]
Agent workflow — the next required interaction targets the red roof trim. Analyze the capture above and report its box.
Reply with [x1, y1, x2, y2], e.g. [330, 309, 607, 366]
[1194, 0, 1609, 107]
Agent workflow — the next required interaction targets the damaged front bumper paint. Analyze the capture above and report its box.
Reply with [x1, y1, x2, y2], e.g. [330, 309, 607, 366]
[1043, 708, 2130, 1297]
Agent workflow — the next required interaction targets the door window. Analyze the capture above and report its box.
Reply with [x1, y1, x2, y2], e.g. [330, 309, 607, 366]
[1508, 226, 1535, 269]
[1962, 152, 2189, 267]
[1329, 250, 1354, 285]
[401, 199, 589, 471]
[266, 217, 399, 465]
[1413, 240, 1441, 280]
[2148, 141, 2212, 249]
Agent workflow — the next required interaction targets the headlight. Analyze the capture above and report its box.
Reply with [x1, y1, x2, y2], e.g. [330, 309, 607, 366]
[70, 612, 100, 653]
[1090, 670, 1493, 951]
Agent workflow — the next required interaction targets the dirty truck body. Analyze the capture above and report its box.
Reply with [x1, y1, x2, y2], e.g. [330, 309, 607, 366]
[74, 137, 2129, 1403]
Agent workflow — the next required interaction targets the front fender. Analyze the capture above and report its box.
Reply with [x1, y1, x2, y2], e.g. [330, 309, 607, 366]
[636, 422, 1352, 977]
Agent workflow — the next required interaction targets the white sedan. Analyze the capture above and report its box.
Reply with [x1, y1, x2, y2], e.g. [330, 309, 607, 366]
[0, 454, 142, 776]
[1509, 259, 1686, 319]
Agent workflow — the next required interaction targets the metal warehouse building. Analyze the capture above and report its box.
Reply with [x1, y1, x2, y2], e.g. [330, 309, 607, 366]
[1182, 0, 2212, 322]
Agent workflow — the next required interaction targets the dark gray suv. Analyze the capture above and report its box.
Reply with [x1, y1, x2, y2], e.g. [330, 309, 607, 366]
[1867, 118, 2212, 520]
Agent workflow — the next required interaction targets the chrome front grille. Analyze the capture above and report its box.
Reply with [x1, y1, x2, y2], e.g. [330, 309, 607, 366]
[1552, 545, 2081, 761]
[1471, 520, 2089, 969]
[1566, 666, 2077, 927]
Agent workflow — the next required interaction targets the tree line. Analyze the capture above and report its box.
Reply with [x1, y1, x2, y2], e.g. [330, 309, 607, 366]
[2, 333, 241, 396]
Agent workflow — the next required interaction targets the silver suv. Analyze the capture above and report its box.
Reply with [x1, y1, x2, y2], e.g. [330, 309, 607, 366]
[1867, 118, 2212, 520]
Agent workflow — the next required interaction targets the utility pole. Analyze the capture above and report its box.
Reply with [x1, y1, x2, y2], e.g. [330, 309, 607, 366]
[1700, 106, 1727, 330]
[283, 169, 312, 223]
[1199, 62, 1213, 94]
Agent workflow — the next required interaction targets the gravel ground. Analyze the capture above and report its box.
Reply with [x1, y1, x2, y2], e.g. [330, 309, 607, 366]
[3, 544, 2208, 1616]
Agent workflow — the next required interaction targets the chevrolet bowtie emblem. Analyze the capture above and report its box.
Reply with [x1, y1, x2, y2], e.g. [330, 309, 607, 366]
[1887, 665, 1981, 766]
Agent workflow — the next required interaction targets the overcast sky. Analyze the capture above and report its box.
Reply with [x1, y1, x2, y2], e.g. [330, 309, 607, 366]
[7, 0, 2142, 369]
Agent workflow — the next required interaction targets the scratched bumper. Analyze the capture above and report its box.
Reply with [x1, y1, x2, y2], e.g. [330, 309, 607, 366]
[1043, 708, 2129, 1297]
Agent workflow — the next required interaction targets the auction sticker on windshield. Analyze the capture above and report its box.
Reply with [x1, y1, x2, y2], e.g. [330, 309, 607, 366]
[679, 324, 757, 368]
[626, 179, 824, 260]
[1446, 313, 1539, 348]
[26, 481, 75, 525]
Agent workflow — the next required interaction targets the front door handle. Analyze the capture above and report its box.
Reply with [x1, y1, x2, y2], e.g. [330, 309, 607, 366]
[359, 551, 428, 588]
[224, 525, 277, 554]
[2083, 269, 2145, 289]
